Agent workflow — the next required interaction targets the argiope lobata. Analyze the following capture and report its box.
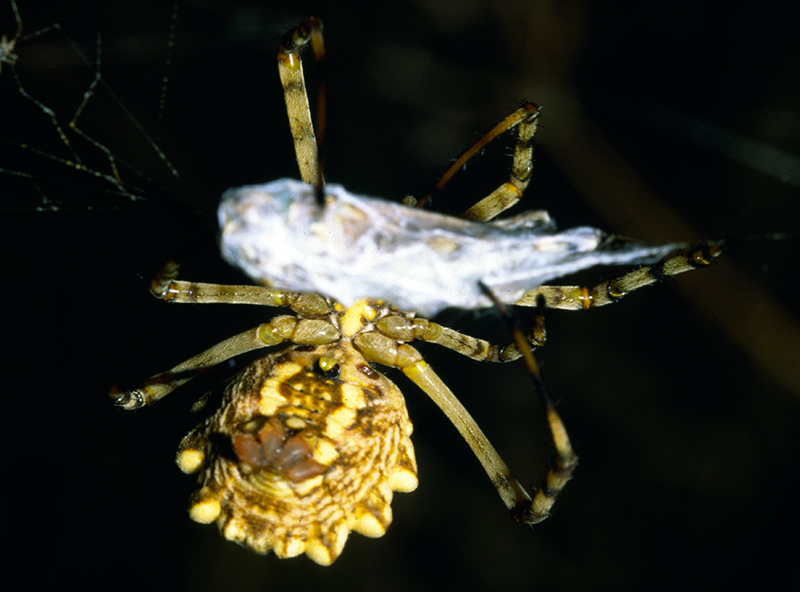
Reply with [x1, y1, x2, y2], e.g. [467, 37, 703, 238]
[111, 18, 722, 565]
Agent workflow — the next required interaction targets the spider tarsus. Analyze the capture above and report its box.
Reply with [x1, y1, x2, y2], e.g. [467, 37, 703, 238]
[109, 386, 148, 410]
[509, 441, 578, 526]
[511, 501, 548, 525]
[689, 241, 725, 267]
[149, 260, 181, 299]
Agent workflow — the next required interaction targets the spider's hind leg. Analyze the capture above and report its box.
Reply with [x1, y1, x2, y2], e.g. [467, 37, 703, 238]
[360, 291, 577, 524]
[479, 284, 578, 523]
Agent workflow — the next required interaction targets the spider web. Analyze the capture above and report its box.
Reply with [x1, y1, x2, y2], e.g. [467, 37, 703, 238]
[0, 0, 179, 212]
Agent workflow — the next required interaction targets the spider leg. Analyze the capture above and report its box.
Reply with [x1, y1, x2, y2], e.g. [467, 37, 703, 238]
[148, 260, 334, 314]
[515, 242, 724, 309]
[111, 326, 276, 410]
[112, 264, 343, 410]
[277, 17, 324, 190]
[372, 309, 547, 363]
[406, 359, 576, 523]
[414, 102, 540, 221]
[150, 264, 551, 363]
[112, 277, 320, 410]
[354, 332, 576, 524]
[111, 314, 340, 409]
[427, 315, 546, 363]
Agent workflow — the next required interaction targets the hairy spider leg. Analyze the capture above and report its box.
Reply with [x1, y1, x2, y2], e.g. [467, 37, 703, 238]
[412, 102, 540, 221]
[277, 17, 325, 196]
[478, 282, 577, 522]
[516, 242, 725, 310]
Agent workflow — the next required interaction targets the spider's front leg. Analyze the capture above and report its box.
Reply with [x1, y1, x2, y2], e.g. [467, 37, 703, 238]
[277, 17, 324, 187]
[110, 314, 341, 410]
[111, 264, 342, 410]
[516, 242, 725, 310]
[149, 260, 333, 312]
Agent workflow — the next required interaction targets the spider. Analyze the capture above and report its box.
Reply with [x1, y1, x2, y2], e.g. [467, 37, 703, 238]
[111, 18, 722, 565]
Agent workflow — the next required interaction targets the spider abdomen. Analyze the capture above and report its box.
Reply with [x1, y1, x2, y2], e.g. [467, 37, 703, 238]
[175, 342, 418, 565]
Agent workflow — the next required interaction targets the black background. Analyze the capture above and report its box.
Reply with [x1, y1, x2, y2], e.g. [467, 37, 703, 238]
[2, 0, 799, 590]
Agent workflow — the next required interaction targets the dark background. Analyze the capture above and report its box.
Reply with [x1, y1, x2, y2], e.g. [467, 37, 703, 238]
[2, 0, 799, 590]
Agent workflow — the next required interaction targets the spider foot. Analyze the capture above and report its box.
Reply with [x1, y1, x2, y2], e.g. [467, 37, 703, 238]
[109, 385, 151, 410]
